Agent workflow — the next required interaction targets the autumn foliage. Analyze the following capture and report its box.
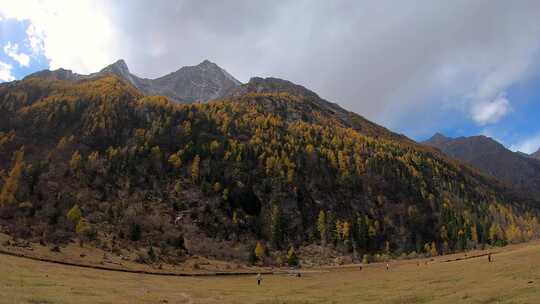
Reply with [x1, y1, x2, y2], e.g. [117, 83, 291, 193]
[0, 75, 539, 262]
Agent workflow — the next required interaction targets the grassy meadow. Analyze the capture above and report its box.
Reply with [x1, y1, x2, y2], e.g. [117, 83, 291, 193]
[1, 241, 540, 304]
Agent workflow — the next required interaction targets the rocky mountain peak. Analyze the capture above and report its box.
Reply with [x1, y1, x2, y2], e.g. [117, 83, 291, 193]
[26, 59, 241, 103]
[196, 59, 217, 69]
[100, 59, 130, 74]
[426, 133, 451, 146]
[97, 59, 135, 85]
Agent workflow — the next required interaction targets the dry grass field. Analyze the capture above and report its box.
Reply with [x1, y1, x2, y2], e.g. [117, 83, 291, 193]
[1, 240, 540, 304]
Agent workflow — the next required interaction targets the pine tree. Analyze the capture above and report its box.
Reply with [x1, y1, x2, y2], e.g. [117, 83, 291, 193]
[147, 246, 157, 262]
[317, 210, 327, 246]
[70, 150, 82, 172]
[255, 242, 265, 263]
[0, 149, 25, 205]
[191, 155, 200, 183]
[270, 205, 286, 249]
[76, 218, 91, 247]
[287, 246, 299, 267]
[430, 241, 438, 256]
[355, 215, 369, 251]
[168, 153, 182, 169]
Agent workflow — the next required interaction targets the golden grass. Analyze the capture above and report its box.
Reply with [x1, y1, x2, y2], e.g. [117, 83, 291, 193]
[1, 241, 540, 303]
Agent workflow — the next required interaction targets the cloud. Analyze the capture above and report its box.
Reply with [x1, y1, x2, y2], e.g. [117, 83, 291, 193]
[509, 134, 540, 154]
[3, 42, 30, 67]
[0, 0, 117, 73]
[1, 1, 540, 132]
[0, 61, 15, 82]
[470, 95, 511, 125]
[25, 23, 45, 55]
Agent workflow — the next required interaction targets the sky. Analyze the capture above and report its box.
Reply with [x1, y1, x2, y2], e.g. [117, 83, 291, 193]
[1, 1, 540, 153]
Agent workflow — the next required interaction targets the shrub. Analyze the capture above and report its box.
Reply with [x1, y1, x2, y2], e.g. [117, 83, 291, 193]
[129, 223, 142, 241]
[362, 254, 370, 264]
[66, 204, 82, 224]
[148, 246, 157, 262]
[255, 242, 265, 263]
[287, 246, 299, 267]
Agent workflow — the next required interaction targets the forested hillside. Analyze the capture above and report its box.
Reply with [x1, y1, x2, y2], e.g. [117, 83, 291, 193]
[424, 133, 540, 199]
[0, 75, 539, 265]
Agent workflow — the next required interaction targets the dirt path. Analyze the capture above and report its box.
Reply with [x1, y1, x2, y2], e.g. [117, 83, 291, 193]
[0, 244, 501, 279]
[440, 252, 496, 263]
[0, 248, 274, 277]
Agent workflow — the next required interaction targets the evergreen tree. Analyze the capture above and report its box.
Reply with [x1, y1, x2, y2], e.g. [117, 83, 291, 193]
[255, 242, 265, 263]
[287, 246, 299, 267]
[70, 150, 82, 172]
[270, 205, 286, 249]
[317, 210, 327, 246]
[0, 149, 25, 205]
[75, 218, 92, 247]
[191, 155, 200, 183]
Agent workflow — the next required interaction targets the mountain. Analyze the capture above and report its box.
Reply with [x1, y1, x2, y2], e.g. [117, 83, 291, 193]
[424, 133, 540, 199]
[0, 70, 539, 265]
[532, 149, 540, 160]
[26, 59, 241, 103]
[227, 77, 406, 141]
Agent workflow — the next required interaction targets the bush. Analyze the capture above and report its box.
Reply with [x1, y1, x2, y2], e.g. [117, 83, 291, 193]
[287, 246, 299, 267]
[255, 242, 265, 262]
[129, 223, 142, 241]
[148, 246, 157, 262]
[362, 254, 370, 264]
[66, 204, 82, 224]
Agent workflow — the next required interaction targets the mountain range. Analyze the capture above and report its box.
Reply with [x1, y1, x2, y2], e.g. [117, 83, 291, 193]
[1, 60, 539, 265]
[27, 59, 241, 103]
[423, 133, 540, 199]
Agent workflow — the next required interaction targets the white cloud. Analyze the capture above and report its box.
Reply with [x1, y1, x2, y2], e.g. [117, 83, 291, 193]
[3, 42, 30, 67]
[0, 0, 118, 74]
[470, 95, 512, 125]
[509, 134, 540, 154]
[0, 61, 15, 82]
[25, 23, 45, 55]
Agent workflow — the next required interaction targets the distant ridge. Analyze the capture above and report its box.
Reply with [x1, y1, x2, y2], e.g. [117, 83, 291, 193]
[424, 133, 540, 199]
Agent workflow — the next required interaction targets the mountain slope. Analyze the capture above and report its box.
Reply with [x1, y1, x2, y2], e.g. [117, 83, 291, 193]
[423, 133, 540, 199]
[0, 75, 539, 265]
[532, 149, 540, 160]
[26, 59, 241, 103]
[228, 77, 408, 141]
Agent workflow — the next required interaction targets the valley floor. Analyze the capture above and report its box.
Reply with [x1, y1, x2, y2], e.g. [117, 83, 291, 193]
[1, 241, 540, 303]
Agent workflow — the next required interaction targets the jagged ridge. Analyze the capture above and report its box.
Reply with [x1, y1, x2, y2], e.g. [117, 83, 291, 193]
[25, 59, 241, 103]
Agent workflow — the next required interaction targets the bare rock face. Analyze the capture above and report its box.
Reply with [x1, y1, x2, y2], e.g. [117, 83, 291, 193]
[147, 60, 241, 102]
[26, 59, 241, 103]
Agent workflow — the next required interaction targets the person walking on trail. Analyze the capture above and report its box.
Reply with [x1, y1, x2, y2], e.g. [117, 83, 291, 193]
[257, 273, 262, 286]
[386, 263, 389, 270]
[488, 253, 492, 262]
